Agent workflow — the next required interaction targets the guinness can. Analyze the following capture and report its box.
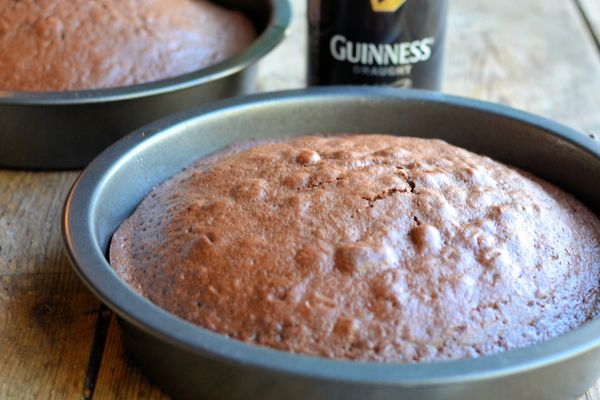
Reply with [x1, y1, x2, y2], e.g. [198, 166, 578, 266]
[308, 0, 448, 89]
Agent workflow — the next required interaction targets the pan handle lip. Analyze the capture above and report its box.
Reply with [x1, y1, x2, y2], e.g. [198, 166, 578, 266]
[62, 86, 600, 386]
[0, 0, 292, 106]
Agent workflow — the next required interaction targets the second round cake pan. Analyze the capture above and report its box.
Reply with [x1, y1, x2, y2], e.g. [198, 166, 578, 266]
[63, 87, 600, 399]
[0, 0, 290, 170]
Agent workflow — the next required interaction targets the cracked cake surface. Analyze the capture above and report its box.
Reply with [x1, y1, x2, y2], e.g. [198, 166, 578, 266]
[0, 0, 255, 91]
[109, 135, 600, 362]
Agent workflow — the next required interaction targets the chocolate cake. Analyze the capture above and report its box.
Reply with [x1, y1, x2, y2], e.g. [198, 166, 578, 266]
[0, 0, 255, 91]
[110, 135, 600, 362]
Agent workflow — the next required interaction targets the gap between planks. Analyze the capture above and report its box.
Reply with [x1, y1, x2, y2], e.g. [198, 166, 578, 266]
[82, 305, 112, 400]
[575, 0, 600, 54]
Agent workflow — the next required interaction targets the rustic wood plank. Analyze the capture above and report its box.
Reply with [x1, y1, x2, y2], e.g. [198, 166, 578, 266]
[0, 172, 78, 276]
[93, 316, 168, 400]
[579, 0, 600, 47]
[444, 0, 600, 137]
[0, 171, 100, 399]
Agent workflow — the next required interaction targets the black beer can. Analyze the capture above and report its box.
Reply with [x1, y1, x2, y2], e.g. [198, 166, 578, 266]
[308, 0, 449, 90]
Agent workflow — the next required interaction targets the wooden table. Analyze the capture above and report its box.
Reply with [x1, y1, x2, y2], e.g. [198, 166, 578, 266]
[1, 0, 600, 398]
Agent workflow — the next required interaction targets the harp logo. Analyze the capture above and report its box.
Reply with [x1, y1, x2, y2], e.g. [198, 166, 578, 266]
[370, 0, 407, 12]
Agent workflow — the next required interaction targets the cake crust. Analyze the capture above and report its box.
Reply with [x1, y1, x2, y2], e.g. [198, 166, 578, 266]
[110, 135, 600, 362]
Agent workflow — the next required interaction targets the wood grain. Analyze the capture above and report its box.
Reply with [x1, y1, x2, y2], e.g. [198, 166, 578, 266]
[444, 0, 600, 136]
[0, 172, 100, 399]
[579, 0, 600, 47]
[0, 172, 78, 276]
[0, 0, 599, 398]
[92, 318, 167, 400]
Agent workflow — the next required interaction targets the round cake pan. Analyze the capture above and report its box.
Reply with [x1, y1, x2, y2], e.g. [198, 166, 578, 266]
[63, 87, 600, 400]
[0, 0, 290, 170]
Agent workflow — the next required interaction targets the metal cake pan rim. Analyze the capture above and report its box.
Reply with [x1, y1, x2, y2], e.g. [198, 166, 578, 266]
[63, 86, 600, 386]
[0, 0, 291, 106]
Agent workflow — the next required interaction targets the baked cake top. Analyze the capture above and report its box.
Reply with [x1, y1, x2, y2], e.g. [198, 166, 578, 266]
[0, 0, 255, 91]
[110, 135, 600, 362]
